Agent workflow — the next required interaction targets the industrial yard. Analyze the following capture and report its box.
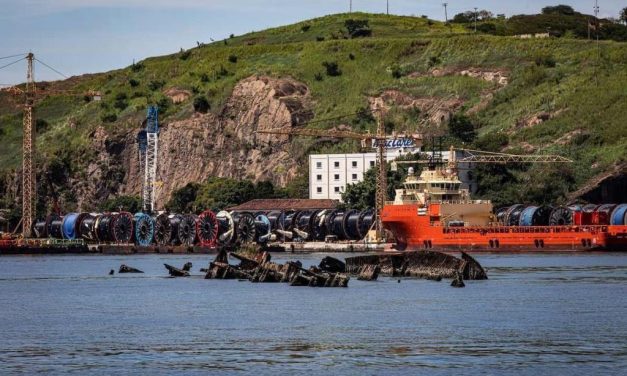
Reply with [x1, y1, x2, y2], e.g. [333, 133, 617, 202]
[1, 2, 627, 375]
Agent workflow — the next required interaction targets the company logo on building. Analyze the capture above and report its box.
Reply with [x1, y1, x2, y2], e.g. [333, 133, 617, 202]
[371, 138, 415, 149]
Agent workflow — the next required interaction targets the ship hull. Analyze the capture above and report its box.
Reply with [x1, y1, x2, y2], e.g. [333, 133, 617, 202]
[382, 204, 627, 252]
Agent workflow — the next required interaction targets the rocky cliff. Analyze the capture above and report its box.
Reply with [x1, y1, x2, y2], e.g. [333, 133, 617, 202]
[71, 75, 312, 210]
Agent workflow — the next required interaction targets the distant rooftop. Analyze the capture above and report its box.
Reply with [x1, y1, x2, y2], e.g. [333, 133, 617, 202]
[229, 199, 338, 211]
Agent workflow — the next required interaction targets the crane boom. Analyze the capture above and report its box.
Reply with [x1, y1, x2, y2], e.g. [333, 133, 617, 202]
[455, 148, 573, 163]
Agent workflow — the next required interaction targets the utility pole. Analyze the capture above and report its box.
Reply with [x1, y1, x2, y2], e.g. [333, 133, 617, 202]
[349, 0, 352, 13]
[443, 3, 448, 23]
[594, 0, 600, 85]
[22, 53, 35, 238]
[387, 0, 389, 15]
[374, 110, 387, 241]
[474, 7, 478, 32]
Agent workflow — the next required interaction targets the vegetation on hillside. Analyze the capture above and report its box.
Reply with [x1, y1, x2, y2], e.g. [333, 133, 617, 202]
[451, 4, 627, 41]
[0, 8, 626, 215]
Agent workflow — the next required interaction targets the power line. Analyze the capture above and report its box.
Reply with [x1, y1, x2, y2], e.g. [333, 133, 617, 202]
[0, 57, 26, 72]
[0, 53, 27, 61]
[34, 58, 68, 79]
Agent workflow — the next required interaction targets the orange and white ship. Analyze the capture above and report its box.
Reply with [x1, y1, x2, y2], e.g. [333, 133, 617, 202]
[381, 161, 627, 252]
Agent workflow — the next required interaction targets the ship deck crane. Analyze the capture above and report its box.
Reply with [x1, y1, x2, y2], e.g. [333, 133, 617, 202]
[255, 112, 423, 241]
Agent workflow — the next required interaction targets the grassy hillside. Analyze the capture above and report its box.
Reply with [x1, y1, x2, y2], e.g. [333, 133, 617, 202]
[0, 12, 625, 208]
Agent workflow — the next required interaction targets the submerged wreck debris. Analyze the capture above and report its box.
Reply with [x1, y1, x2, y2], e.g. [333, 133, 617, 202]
[164, 263, 191, 277]
[204, 248, 348, 287]
[451, 271, 465, 288]
[318, 256, 346, 273]
[357, 264, 381, 281]
[182, 262, 193, 272]
[118, 264, 144, 273]
[345, 250, 487, 285]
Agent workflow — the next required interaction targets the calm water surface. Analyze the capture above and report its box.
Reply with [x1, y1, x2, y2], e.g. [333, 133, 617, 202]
[0, 252, 626, 375]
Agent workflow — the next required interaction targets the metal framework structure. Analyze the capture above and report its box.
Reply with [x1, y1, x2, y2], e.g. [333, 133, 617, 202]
[456, 148, 573, 164]
[142, 106, 159, 212]
[22, 53, 35, 238]
[374, 113, 387, 239]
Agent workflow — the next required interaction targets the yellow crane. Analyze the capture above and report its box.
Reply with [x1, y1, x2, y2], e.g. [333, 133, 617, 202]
[255, 111, 423, 241]
[1, 53, 100, 237]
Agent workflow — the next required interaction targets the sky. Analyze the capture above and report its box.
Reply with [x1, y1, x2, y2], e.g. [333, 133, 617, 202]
[0, 0, 624, 84]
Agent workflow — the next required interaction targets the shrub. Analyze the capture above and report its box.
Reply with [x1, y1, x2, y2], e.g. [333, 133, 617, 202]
[301, 24, 311, 32]
[322, 61, 341, 76]
[200, 73, 210, 83]
[193, 96, 210, 113]
[448, 114, 476, 143]
[113, 99, 128, 111]
[228, 54, 238, 63]
[390, 64, 403, 79]
[101, 113, 117, 123]
[314, 72, 324, 81]
[344, 19, 372, 38]
[115, 93, 127, 101]
[217, 65, 229, 77]
[148, 80, 165, 91]
[348, 53, 355, 60]
[128, 78, 140, 87]
[316, 36, 325, 42]
[535, 54, 556, 68]
[229, 33, 235, 38]
[35, 119, 49, 133]
[179, 50, 191, 60]
[131, 62, 144, 72]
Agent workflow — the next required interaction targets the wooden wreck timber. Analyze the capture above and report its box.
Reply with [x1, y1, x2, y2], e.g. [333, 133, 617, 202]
[345, 250, 487, 283]
[357, 264, 381, 281]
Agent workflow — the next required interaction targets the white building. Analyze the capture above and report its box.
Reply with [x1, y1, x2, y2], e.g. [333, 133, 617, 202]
[309, 150, 475, 201]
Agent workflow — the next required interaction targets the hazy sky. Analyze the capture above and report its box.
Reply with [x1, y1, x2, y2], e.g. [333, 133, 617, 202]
[0, 0, 623, 84]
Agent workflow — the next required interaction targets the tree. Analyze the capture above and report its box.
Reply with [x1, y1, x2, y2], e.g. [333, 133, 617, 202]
[452, 11, 474, 23]
[478, 10, 493, 20]
[167, 183, 200, 213]
[448, 114, 476, 143]
[342, 163, 405, 210]
[344, 19, 372, 38]
[99, 195, 142, 213]
[621, 7, 627, 25]
[541, 5, 575, 15]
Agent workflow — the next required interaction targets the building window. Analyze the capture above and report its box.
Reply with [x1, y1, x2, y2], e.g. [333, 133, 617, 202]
[352, 161, 358, 168]
[369, 161, 375, 167]
[334, 187, 340, 193]
[316, 162, 322, 169]
[334, 161, 340, 168]
[352, 174, 358, 180]
[316, 174, 322, 181]
[334, 174, 340, 181]
[316, 187, 322, 193]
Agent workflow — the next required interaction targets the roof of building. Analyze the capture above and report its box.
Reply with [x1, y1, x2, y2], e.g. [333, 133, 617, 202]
[228, 199, 339, 211]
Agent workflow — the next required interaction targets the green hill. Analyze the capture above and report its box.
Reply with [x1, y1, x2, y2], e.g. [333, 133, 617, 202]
[0, 12, 625, 215]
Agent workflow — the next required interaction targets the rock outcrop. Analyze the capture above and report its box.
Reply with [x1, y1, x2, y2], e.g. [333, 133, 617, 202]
[76, 75, 312, 210]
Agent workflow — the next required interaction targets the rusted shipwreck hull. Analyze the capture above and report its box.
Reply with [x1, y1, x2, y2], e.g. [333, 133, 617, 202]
[345, 251, 487, 280]
[204, 250, 349, 287]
